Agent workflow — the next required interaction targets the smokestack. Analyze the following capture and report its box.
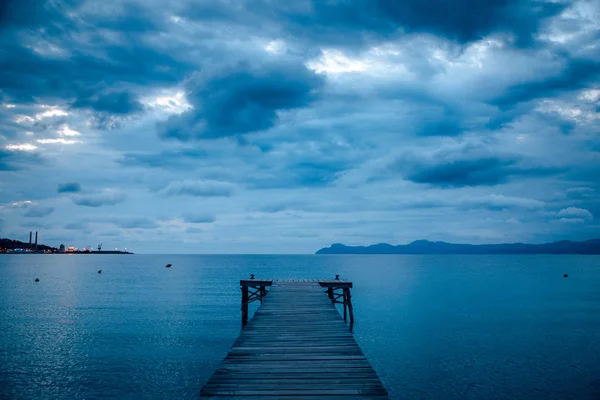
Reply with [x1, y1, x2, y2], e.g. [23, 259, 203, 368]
[29, 231, 32, 244]
[35, 231, 38, 247]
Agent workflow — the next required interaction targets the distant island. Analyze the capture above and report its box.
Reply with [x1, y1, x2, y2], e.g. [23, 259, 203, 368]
[316, 239, 600, 255]
[0, 237, 133, 254]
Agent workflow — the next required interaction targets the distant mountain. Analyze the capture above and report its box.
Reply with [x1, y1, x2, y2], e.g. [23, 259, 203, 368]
[316, 239, 600, 255]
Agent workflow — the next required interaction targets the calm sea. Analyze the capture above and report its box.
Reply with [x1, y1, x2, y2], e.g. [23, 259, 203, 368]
[1, 254, 599, 399]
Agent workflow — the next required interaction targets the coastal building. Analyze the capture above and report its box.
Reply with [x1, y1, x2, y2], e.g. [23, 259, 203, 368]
[59, 244, 65, 253]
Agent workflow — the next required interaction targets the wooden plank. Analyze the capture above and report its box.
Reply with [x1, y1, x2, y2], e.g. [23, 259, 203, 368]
[319, 281, 353, 288]
[240, 279, 272, 287]
[200, 280, 388, 398]
[199, 397, 388, 400]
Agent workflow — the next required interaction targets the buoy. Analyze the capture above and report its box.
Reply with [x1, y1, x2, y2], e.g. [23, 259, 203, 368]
[165, 264, 172, 268]
[564, 274, 568, 278]
[35, 278, 39, 282]
[98, 270, 102, 274]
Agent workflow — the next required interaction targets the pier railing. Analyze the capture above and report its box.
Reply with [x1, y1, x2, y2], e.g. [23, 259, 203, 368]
[240, 276, 354, 326]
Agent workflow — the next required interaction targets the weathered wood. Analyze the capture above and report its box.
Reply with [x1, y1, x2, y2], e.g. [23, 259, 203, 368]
[200, 279, 388, 398]
[240, 285, 248, 326]
[240, 279, 273, 287]
[346, 287, 355, 325]
[319, 280, 353, 289]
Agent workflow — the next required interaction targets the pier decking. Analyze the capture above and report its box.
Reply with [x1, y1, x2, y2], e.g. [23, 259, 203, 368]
[200, 278, 389, 399]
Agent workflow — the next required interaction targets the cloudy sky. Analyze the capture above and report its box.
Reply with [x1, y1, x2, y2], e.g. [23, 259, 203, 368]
[1, 0, 599, 253]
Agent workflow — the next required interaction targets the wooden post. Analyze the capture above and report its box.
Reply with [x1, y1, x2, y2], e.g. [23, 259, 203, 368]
[259, 286, 266, 304]
[346, 288, 354, 325]
[327, 287, 334, 304]
[343, 288, 348, 322]
[241, 285, 249, 326]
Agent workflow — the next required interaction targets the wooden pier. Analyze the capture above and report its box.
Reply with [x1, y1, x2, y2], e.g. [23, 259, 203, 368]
[200, 278, 389, 399]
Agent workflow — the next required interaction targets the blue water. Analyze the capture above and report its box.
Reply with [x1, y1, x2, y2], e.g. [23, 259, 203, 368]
[1, 254, 599, 399]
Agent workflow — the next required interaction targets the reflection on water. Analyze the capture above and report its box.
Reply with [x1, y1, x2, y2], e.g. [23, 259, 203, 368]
[1, 254, 599, 399]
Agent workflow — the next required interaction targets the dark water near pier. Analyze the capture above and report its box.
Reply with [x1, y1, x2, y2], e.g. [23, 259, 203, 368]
[1, 254, 599, 399]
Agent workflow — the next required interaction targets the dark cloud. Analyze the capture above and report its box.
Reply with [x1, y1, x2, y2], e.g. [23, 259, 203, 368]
[160, 180, 234, 197]
[0, 149, 43, 171]
[57, 182, 81, 193]
[418, 118, 463, 136]
[251, 199, 309, 213]
[564, 187, 595, 200]
[72, 91, 143, 115]
[401, 141, 563, 187]
[279, 0, 567, 47]
[98, 230, 120, 237]
[287, 161, 348, 187]
[459, 194, 545, 211]
[25, 221, 53, 230]
[24, 205, 54, 218]
[181, 212, 216, 223]
[0, 1, 192, 121]
[158, 62, 324, 140]
[378, 87, 466, 136]
[64, 221, 89, 230]
[243, 160, 352, 189]
[72, 191, 125, 207]
[491, 59, 600, 109]
[118, 149, 207, 168]
[0, 0, 79, 31]
[536, 112, 576, 135]
[381, 193, 546, 212]
[176, 0, 565, 48]
[0, 41, 187, 107]
[484, 107, 524, 131]
[112, 217, 158, 229]
[406, 157, 518, 186]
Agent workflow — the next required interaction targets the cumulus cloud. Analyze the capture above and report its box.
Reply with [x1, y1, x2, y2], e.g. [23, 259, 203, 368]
[181, 212, 216, 223]
[72, 190, 126, 207]
[160, 180, 234, 197]
[557, 207, 593, 221]
[57, 182, 81, 193]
